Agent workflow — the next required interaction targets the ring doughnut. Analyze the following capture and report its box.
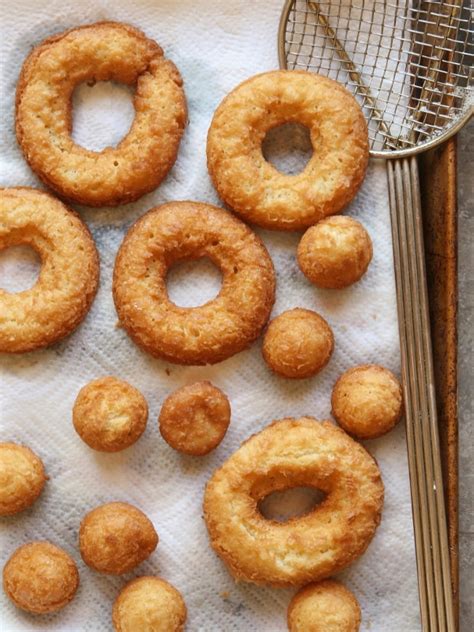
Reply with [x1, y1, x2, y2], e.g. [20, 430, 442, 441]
[204, 417, 383, 586]
[287, 579, 361, 632]
[113, 201, 275, 365]
[16, 22, 186, 207]
[0, 188, 99, 353]
[207, 70, 369, 230]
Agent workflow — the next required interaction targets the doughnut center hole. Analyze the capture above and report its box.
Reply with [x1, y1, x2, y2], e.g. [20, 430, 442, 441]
[72, 81, 135, 151]
[0, 245, 41, 293]
[258, 486, 326, 522]
[167, 257, 222, 307]
[262, 122, 313, 175]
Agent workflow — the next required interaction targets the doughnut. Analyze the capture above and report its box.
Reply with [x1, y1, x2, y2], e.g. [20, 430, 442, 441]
[207, 70, 368, 230]
[112, 576, 187, 632]
[79, 502, 158, 574]
[113, 201, 275, 365]
[159, 381, 231, 455]
[287, 580, 361, 632]
[332, 364, 403, 439]
[73, 376, 148, 452]
[262, 308, 334, 379]
[203, 417, 383, 587]
[297, 216, 373, 289]
[0, 187, 99, 353]
[0, 442, 47, 515]
[3, 542, 79, 614]
[16, 22, 186, 207]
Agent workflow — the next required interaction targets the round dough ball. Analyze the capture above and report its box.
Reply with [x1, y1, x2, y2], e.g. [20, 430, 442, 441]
[297, 216, 372, 289]
[79, 502, 158, 574]
[332, 364, 403, 439]
[73, 377, 148, 452]
[159, 381, 231, 456]
[3, 541, 79, 614]
[262, 308, 334, 379]
[288, 579, 361, 632]
[112, 576, 187, 632]
[0, 442, 47, 515]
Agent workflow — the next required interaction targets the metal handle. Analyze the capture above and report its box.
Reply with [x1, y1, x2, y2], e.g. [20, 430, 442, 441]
[387, 156, 455, 631]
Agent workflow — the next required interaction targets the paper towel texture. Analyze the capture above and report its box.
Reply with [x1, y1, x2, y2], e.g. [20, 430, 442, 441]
[0, 1, 420, 630]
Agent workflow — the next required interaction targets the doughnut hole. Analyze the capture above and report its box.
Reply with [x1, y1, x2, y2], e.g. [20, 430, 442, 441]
[0, 245, 41, 293]
[332, 364, 403, 439]
[262, 122, 313, 175]
[258, 486, 326, 523]
[79, 502, 158, 575]
[262, 308, 334, 379]
[297, 216, 373, 289]
[159, 381, 230, 456]
[73, 377, 148, 452]
[288, 579, 361, 632]
[0, 443, 47, 515]
[112, 576, 187, 632]
[3, 542, 79, 614]
[166, 257, 222, 308]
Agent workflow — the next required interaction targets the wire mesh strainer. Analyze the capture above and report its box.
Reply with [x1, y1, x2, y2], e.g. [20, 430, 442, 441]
[280, 1, 472, 631]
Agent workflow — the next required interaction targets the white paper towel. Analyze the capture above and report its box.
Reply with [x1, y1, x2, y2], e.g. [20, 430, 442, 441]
[0, 1, 420, 630]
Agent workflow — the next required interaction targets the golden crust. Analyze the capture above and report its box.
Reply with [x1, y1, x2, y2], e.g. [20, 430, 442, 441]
[73, 376, 148, 452]
[0, 187, 99, 353]
[159, 381, 231, 456]
[15, 21, 187, 207]
[297, 216, 373, 289]
[113, 201, 275, 365]
[3, 541, 79, 614]
[0, 443, 47, 515]
[203, 417, 384, 587]
[287, 580, 361, 632]
[262, 308, 334, 379]
[207, 70, 369, 231]
[79, 502, 158, 575]
[112, 576, 187, 632]
[332, 364, 403, 439]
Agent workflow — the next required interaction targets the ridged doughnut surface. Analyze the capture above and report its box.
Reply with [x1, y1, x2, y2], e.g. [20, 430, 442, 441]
[16, 22, 186, 207]
[207, 70, 369, 230]
[204, 417, 383, 586]
[0, 187, 99, 352]
[113, 201, 275, 365]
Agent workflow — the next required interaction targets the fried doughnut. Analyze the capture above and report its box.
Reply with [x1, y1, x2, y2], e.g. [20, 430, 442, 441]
[16, 22, 186, 207]
[113, 201, 275, 365]
[0, 187, 99, 353]
[73, 376, 148, 452]
[262, 308, 334, 379]
[0, 443, 47, 515]
[112, 576, 187, 632]
[204, 417, 383, 587]
[207, 70, 368, 230]
[3, 542, 79, 614]
[159, 381, 230, 455]
[79, 502, 158, 575]
[298, 216, 373, 289]
[332, 364, 403, 439]
[287, 580, 361, 632]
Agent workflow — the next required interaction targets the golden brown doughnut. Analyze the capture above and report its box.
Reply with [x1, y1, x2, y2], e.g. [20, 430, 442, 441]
[3, 542, 79, 614]
[204, 417, 383, 587]
[112, 576, 187, 632]
[0, 442, 47, 515]
[159, 381, 230, 455]
[79, 502, 158, 575]
[113, 201, 275, 365]
[297, 216, 373, 289]
[73, 376, 148, 452]
[332, 364, 403, 439]
[16, 22, 186, 207]
[207, 70, 368, 231]
[262, 308, 334, 379]
[287, 580, 361, 632]
[0, 187, 99, 353]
